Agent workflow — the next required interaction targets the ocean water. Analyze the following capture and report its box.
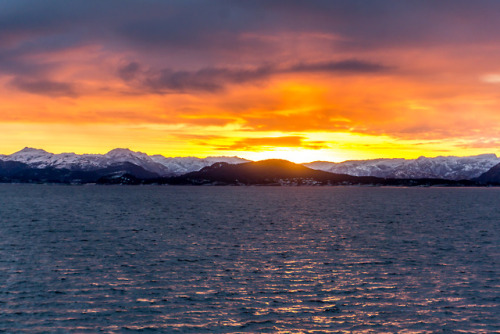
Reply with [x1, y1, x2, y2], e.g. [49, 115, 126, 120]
[0, 185, 499, 333]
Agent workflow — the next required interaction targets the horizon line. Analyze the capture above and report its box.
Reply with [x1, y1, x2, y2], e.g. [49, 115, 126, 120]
[1, 146, 499, 165]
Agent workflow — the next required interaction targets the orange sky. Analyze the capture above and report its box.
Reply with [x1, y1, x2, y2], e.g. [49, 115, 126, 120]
[2, 1, 500, 162]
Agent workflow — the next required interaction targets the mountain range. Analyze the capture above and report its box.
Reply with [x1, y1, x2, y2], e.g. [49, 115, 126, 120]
[305, 154, 500, 180]
[0, 147, 247, 177]
[0, 147, 499, 185]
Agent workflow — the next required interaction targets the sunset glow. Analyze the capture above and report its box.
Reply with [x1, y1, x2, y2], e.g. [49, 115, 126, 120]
[2, 1, 500, 161]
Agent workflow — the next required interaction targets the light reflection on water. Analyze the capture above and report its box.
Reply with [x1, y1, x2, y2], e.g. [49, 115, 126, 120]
[0, 185, 499, 333]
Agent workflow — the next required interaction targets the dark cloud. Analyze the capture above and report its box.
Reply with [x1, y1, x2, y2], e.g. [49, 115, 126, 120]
[113, 1, 500, 52]
[289, 60, 390, 73]
[249, 0, 500, 49]
[142, 65, 274, 93]
[137, 59, 390, 93]
[2, 0, 500, 79]
[118, 61, 141, 81]
[10, 77, 77, 97]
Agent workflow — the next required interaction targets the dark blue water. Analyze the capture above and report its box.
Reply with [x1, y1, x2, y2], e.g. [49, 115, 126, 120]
[0, 185, 499, 333]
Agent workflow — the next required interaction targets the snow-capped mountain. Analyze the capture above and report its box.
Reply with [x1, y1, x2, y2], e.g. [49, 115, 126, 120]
[2, 148, 499, 181]
[150, 155, 249, 175]
[0, 147, 248, 177]
[305, 154, 500, 180]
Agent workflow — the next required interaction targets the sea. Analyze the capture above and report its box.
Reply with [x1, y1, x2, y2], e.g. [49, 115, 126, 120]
[0, 184, 499, 333]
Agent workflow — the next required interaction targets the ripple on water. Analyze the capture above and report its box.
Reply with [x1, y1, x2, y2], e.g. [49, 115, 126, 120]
[0, 185, 499, 333]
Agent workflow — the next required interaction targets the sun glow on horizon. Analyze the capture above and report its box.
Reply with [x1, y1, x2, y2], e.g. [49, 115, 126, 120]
[2, 122, 500, 164]
[237, 148, 341, 164]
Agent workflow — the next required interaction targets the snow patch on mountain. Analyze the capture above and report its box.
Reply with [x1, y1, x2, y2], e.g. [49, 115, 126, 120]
[2, 148, 498, 180]
[0, 147, 248, 176]
[305, 154, 500, 180]
[151, 155, 249, 175]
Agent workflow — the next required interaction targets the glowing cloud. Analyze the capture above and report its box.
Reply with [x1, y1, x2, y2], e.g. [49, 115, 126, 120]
[2, 1, 500, 160]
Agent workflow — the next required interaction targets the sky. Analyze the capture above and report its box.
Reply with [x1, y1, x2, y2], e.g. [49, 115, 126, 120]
[2, 0, 500, 162]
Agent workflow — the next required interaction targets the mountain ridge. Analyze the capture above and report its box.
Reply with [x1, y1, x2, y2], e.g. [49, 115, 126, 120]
[0, 147, 248, 177]
[159, 159, 476, 187]
[1, 147, 500, 183]
[304, 154, 499, 180]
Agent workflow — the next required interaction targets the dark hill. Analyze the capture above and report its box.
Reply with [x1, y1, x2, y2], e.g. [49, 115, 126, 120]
[0, 161, 159, 184]
[166, 159, 382, 185]
[474, 162, 500, 184]
[95, 162, 160, 184]
[0, 159, 481, 186]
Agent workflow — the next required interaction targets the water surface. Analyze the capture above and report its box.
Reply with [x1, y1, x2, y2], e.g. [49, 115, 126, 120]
[0, 185, 499, 332]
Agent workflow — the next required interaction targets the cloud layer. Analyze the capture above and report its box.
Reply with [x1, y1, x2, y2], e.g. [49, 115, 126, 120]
[122, 59, 391, 93]
[2, 1, 500, 159]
